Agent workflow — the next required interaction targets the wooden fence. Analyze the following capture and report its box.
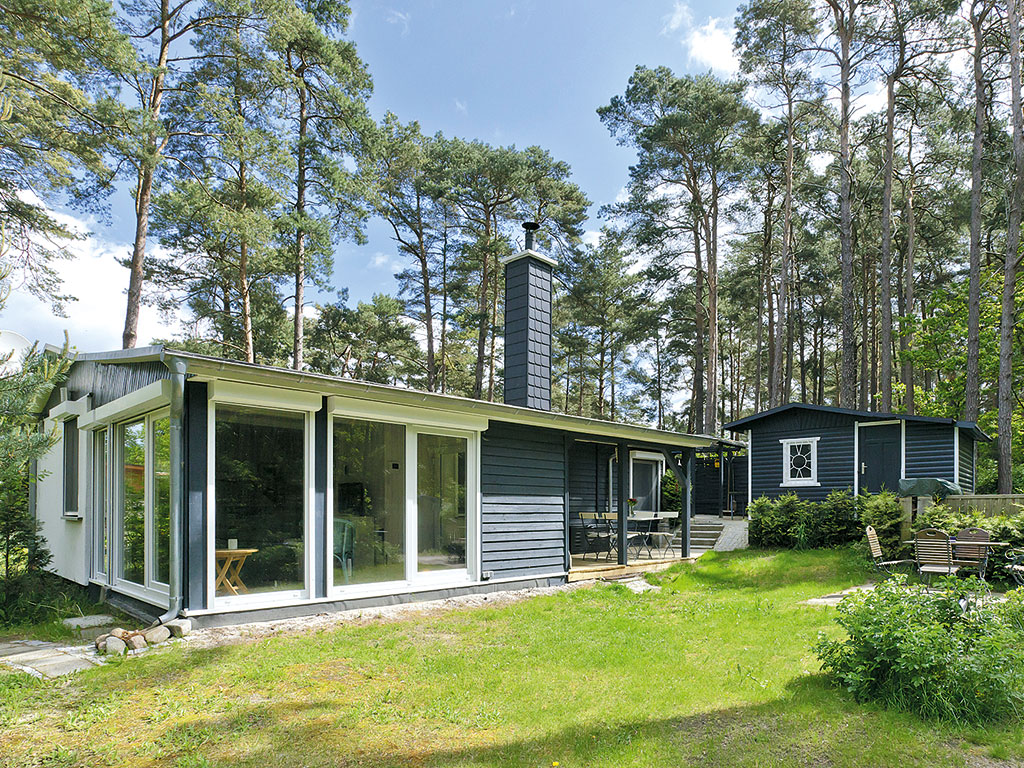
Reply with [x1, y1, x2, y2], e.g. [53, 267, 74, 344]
[942, 494, 1024, 517]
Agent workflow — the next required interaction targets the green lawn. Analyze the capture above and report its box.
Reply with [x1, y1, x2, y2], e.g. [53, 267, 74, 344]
[2, 549, 1023, 767]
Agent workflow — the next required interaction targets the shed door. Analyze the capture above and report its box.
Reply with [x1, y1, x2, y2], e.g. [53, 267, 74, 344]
[859, 424, 901, 493]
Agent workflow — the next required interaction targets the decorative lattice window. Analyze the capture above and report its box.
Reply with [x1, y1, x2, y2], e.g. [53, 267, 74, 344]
[780, 438, 819, 486]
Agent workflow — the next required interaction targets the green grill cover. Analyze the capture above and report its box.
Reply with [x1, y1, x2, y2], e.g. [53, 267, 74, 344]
[897, 477, 962, 499]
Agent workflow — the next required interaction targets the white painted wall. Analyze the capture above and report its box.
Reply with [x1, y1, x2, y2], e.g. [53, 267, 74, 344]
[35, 427, 89, 586]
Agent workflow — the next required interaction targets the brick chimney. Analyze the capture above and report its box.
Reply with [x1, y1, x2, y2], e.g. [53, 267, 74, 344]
[502, 222, 555, 411]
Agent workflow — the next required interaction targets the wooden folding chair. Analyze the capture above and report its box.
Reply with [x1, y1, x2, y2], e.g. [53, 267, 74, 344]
[866, 525, 912, 576]
[914, 528, 959, 582]
[954, 527, 991, 580]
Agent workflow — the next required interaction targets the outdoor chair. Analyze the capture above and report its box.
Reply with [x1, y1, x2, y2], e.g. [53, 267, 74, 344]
[914, 527, 959, 582]
[953, 527, 991, 580]
[333, 518, 355, 584]
[579, 512, 617, 561]
[1006, 548, 1024, 587]
[865, 525, 912, 576]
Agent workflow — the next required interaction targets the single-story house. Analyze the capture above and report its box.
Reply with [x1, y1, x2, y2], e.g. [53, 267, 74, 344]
[31, 229, 728, 627]
[723, 403, 991, 502]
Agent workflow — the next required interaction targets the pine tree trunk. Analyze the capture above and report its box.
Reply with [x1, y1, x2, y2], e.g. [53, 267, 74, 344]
[693, 222, 706, 433]
[902, 167, 916, 415]
[292, 77, 308, 370]
[999, 0, 1024, 492]
[966, 1, 990, 421]
[879, 74, 897, 411]
[772, 98, 795, 408]
[122, 0, 173, 349]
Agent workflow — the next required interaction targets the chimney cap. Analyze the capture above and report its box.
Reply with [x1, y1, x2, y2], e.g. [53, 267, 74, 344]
[522, 221, 540, 231]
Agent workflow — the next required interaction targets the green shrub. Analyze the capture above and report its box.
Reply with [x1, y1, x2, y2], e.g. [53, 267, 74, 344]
[748, 490, 865, 549]
[816, 576, 1024, 723]
[861, 491, 906, 557]
[748, 493, 806, 548]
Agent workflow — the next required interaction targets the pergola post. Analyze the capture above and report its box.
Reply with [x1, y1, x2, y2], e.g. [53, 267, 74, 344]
[617, 441, 629, 565]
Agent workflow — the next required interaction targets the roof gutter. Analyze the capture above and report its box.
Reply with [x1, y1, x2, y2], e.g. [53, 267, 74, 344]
[155, 351, 186, 625]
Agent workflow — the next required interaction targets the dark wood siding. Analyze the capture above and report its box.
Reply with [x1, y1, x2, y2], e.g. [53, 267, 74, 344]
[958, 431, 975, 493]
[480, 421, 566, 578]
[904, 423, 955, 481]
[566, 441, 614, 553]
[63, 360, 172, 408]
[748, 409, 854, 502]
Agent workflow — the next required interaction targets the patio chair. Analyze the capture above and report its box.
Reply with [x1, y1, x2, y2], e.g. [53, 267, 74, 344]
[333, 518, 355, 584]
[953, 527, 991, 580]
[914, 527, 959, 582]
[865, 525, 912, 576]
[579, 512, 617, 561]
[1006, 548, 1024, 587]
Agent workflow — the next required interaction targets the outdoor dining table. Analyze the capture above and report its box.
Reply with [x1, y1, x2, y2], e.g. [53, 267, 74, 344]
[627, 511, 679, 558]
[902, 539, 1010, 579]
[214, 548, 258, 596]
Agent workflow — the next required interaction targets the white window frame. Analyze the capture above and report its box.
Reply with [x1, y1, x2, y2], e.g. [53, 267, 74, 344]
[109, 409, 172, 604]
[207, 384, 319, 611]
[780, 437, 820, 487]
[73, 384, 172, 607]
[90, 428, 110, 582]
[607, 450, 667, 514]
[326, 395, 482, 598]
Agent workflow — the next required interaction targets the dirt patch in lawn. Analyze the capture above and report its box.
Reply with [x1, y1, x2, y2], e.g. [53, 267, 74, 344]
[183, 579, 596, 650]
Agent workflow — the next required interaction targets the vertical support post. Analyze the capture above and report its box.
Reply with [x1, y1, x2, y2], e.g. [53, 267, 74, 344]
[183, 380, 208, 611]
[718, 444, 725, 518]
[314, 401, 328, 598]
[685, 450, 694, 558]
[617, 442, 629, 565]
[563, 434, 571, 572]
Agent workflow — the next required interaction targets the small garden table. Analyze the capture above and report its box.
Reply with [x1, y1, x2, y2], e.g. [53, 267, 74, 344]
[215, 548, 258, 596]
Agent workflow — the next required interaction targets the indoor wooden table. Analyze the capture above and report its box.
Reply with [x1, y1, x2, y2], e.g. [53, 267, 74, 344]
[214, 548, 258, 596]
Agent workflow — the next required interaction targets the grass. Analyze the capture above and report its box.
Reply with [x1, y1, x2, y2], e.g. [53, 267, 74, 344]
[1, 548, 1023, 767]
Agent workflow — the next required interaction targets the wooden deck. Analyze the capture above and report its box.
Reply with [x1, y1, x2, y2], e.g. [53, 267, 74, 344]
[567, 555, 697, 582]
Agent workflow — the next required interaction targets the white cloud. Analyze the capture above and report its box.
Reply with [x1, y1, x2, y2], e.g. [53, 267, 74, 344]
[663, 2, 739, 76]
[1, 209, 182, 353]
[582, 230, 601, 248]
[454, 98, 468, 115]
[369, 251, 403, 273]
[385, 9, 411, 37]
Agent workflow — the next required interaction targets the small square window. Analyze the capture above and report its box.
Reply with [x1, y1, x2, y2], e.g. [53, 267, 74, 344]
[780, 438, 819, 487]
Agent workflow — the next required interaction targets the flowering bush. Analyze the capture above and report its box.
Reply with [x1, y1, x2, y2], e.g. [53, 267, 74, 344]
[816, 576, 1024, 723]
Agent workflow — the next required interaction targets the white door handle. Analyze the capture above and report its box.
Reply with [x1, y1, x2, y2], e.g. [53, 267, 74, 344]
[861, 462, 866, 474]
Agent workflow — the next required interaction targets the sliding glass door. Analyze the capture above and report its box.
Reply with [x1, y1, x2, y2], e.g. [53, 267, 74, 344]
[332, 417, 406, 586]
[214, 404, 308, 599]
[329, 416, 476, 593]
[416, 433, 467, 573]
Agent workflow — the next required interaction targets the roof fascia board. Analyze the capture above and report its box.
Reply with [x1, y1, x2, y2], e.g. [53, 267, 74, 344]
[183, 358, 715, 448]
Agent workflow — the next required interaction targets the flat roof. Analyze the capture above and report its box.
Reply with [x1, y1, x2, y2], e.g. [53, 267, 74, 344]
[723, 402, 991, 442]
[76, 346, 739, 450]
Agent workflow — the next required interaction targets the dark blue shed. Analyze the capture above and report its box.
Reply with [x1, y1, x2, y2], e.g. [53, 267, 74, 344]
[723, 404, 991, 502]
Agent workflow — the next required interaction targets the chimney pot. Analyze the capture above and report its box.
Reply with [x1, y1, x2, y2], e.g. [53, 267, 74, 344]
[522, 221, 539, 251]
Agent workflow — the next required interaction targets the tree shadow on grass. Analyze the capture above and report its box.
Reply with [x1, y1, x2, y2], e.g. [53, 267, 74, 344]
[146, 676, 978, 768]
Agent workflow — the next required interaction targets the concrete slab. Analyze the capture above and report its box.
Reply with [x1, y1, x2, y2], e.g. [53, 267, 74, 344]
[33, 656, 96, 678]
[3, 648, 62, 664]
[62, 615, 116, 630]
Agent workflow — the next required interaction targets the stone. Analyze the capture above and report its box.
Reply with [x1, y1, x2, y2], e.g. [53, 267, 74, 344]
[105, 637, 126, 655]
[96, 639, 107, 653]
[94, 633, 110, 650]
[109, 627, 128, 639]
[61, 614, 115, 630]
[164, 619, 192, 638]
[126, 634, 147, 651]
[143, 626, 170, 644]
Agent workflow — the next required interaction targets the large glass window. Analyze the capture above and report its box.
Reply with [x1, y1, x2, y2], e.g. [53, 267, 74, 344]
[152, 416, 171, 585]
[332, 418, 406, 586]
[93, 429, 109, 578]
[417, 434, 467, 572]
[120, 420, 146, 584]
[632, 459, 660, 512]
[215, 404, 306, 598]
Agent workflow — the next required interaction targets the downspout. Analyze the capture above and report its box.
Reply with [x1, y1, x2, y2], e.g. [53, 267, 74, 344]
[156, 353, 187, 625]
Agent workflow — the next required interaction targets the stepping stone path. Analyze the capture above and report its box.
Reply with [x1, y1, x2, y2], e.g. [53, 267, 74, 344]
[800, 584, 876, 607]
[0, 640, 101, 679]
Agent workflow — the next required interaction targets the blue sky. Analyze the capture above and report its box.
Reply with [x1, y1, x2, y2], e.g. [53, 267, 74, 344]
[4, 0, 740, 352]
